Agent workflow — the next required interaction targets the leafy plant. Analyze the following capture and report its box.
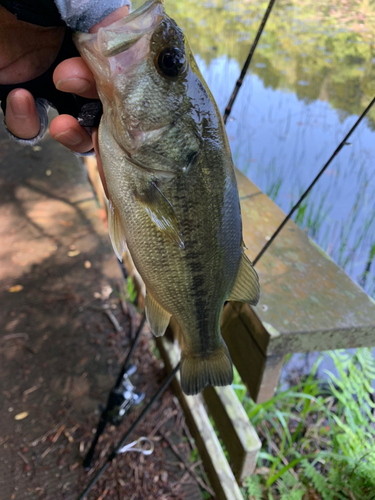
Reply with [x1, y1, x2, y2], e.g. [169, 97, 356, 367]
[234, 348, 375, 500]
[126, 276, 138, 304]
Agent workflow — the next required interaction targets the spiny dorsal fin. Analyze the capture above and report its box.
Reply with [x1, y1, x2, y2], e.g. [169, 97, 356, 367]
[135, 182, 184, 249]
[145, 292, 171, 337]
[228, 252, 260, 305]
[108, 199, 126, 261]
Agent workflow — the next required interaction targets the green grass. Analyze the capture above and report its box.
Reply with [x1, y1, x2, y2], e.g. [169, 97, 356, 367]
[292, 189, 332, 241]
[233, 349, 375, 500]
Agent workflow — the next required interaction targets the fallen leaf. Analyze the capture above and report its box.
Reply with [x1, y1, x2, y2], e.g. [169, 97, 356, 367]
[59, 220, 73, 227]
[15, 412, 29, 420]
[68, 250, 80, 257]
[9, 285, 23, 293]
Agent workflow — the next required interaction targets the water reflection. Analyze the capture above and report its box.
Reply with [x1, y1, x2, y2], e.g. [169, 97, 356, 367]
[164, 0, 375, 128]
[165, 0, 375, 296]
[201, 56, 375, 294]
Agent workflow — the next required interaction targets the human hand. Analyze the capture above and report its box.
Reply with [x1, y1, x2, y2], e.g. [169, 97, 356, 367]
[1, 5, 129, 155]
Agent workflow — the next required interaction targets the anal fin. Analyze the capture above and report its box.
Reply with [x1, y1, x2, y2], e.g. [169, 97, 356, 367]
[145, 292, 171, 337]
[228, 252, 260, 305]
[108, 200, 126, 261]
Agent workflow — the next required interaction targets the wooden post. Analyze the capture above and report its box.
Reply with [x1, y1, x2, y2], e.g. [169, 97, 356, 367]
[157, 337, 245, 500]
[202, 385, 261, 481]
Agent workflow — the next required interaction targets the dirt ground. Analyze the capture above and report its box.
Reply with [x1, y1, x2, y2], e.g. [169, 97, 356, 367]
[0, 125, 207, 500]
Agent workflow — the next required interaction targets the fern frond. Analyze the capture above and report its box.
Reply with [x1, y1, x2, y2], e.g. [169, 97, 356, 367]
[244, 475, 263, 500]
[302, 461, 335, 500]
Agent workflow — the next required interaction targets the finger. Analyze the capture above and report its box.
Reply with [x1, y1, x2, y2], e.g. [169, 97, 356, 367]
[5, 89, 40, 139]
[53, 57, 99, 99]
[92, 128, 109, 198]
[50, 114, 93, 153]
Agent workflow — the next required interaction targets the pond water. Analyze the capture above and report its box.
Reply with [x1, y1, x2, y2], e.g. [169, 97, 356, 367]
[150, 0, 375, 299]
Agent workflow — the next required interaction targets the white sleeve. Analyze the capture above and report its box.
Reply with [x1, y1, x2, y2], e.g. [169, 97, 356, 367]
[4, 99, 50, 147]
[54, 0, 131, 32]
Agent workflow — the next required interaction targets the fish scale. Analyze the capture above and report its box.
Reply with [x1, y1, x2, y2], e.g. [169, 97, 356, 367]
[75, 0, 260, 395]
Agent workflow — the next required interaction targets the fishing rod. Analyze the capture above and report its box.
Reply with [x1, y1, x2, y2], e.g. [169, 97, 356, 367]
[252, 94, 375, 266]
[223, 0, 278, 124]
[82, 313, 147, 469]
[76, 363, 180, 500]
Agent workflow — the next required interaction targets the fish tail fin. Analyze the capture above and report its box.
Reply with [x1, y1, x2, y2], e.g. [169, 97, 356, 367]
[180, 341, 233, 395]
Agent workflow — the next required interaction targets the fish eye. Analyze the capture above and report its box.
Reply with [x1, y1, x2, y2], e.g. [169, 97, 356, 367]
[157, 47, 185, 77]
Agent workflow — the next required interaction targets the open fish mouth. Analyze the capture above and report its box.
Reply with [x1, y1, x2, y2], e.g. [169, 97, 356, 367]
[98, 0, 165, 58]
[74, 0, 166, 89]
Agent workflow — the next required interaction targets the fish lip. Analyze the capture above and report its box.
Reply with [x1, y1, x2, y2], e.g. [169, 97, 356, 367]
[98, 0, 164, 36]
[122, 152, 177, 179]
[74, 0, 164, 47]
[121, 0, 164, 27]
[111, 124, 177, 178]
[114, 109, 201, 177]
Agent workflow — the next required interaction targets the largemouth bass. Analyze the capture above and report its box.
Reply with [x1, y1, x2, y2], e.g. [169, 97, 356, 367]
[75, 0, 259, 395]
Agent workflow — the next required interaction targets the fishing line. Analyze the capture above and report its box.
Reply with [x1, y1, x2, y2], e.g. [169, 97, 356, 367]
[252, 95, 375, 266]
[77, 363, 181, 500]
[223, 0, 278, 124]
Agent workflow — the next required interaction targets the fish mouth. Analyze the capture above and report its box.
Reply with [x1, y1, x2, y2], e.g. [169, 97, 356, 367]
[119, 123, 177, 176]
[97, 0, 165, 58]
[119, 0, 164, 28]
[113, 113, 201, 178]
[75, 0, 164, 58]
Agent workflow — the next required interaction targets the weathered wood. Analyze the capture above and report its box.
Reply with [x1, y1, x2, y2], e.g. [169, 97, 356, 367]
[157, 336, 245, 500]
[223, 169, 375, 401]
[221, 301, 284, 403]
[202, 385, 261, 480]
[236, 169, 375, 357]
[84, 156, 107, 213]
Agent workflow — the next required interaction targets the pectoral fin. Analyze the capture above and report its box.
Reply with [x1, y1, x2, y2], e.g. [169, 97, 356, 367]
[145, 292, 171, 337]
[228, 252, 260, 305]
[108, 200, 126, 261]
[135, 182, 184, 249]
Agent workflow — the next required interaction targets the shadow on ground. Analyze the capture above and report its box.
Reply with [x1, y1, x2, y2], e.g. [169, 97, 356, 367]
[0, 125, 204, 500]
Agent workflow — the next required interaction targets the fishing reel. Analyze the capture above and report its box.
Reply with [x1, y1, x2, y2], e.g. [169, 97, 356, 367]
[104, 364, 145, 426]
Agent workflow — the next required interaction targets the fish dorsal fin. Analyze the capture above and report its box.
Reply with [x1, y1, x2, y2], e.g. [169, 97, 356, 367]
[108, 199, 126, 261]
[228, 252, 260, 305]
[135, 182, 184, 249]
[145, 292, 171, 337]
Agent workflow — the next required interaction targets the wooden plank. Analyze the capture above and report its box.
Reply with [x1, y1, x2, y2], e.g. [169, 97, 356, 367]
[221, 301, 284, 402]
[157, 336, 245, 500]
[256, 354, 285, 403]
[203, 385, 261, 481]
[235, 168, 375, 355]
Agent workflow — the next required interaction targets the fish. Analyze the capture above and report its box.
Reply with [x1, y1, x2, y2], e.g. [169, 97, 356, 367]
[74, 0, 260, 395]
